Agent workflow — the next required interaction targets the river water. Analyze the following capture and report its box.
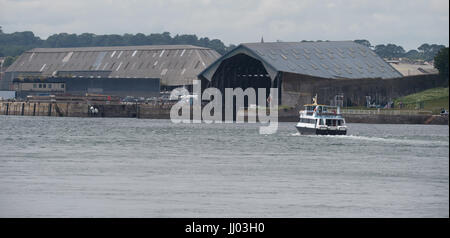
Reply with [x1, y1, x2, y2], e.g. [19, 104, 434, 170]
[0, 115, 448, 217]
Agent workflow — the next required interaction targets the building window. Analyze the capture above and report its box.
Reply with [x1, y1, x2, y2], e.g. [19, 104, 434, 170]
[48, 84, 52, 89]
[33, 84, 37, 88]
[39, 84, 42, 88]
[43, 84, 47, 88]
[61, 84, 65, 89]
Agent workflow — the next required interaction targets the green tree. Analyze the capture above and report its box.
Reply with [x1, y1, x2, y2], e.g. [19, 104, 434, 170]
[78, 33, 95, 46]
[404, 49, 420, 59]
[354, 39, 372, 49]
[374, 44, 405, 58]
[434, 47, 449, 79]
[2, 56, 18, 68]
[130, 33, 147, 45]
[418, 43, 445, 61]
[0, 30, 232, 57]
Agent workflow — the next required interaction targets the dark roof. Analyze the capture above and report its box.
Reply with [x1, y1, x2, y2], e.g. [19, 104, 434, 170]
[199, 41, 403, 81]
[7, 45, 221, 86]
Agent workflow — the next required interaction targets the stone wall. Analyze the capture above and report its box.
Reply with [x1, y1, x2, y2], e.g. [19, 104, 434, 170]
[344, 114, 448, 125]
[1, 101, 447, 125]
[277, 108, 448, 125]
[137, 104, 172, 119]
[0, 101, 172, 119]
[0, 102, 88, 117]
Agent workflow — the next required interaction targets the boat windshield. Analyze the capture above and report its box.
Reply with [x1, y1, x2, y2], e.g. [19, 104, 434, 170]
[322, 106, 338, 114]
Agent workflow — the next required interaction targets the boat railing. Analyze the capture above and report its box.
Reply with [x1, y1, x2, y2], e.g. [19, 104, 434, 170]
[341, 109, 432, 115]
[301, 111, 342, 116]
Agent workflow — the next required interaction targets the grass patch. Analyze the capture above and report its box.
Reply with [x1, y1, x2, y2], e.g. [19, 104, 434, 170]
[394, 87, 449, 114]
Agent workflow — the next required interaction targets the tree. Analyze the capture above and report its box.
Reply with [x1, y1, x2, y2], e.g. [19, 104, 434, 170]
[130, 33, 147, 45]
[434, 47, 449, 79]
[404, 49, 420, 59]
[418, 43, 430, 54]
[374, 44, 405, 58]
[78, 33, 95, 46]
[417, 43, 445, 61]
[354, 39, 372, 49]
[2, 56, 18, 68]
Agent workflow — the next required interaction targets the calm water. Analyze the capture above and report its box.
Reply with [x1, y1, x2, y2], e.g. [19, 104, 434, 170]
[0, 115, 448, 217]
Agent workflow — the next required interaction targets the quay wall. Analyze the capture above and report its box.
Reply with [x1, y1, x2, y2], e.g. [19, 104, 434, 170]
[277, 108, 448, 125]
[1, 101, 448, 125]
[0, 102, 88, 117]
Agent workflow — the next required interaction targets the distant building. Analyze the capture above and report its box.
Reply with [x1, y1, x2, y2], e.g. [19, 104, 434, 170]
[388, 62, 438, 76]
[3, 45, 221, 95]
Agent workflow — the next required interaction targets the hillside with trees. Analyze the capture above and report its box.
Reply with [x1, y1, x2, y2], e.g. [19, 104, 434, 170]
[0, 26, 235, 67]
[353, 39, 446, 61]
[0, 26, 447, 68]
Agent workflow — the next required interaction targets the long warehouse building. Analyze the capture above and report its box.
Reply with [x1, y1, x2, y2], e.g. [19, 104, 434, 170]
[2, 45, 221, 97]
[198, 41, 435, 108]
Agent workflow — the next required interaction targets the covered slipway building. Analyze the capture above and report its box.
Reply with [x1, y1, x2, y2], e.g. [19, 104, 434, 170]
[3, 45, 221, 97]
[198, 41, 403, 108]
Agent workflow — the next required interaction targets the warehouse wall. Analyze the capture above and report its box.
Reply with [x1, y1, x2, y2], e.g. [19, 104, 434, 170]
[14, 77, 161, 98]
[281, 73, 447, 109]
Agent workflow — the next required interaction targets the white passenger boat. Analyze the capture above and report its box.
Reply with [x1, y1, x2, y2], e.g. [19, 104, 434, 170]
[295, 95, 347, 135]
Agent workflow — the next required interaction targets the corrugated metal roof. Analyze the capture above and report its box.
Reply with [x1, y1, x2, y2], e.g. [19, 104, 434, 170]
[6, 45, 221, 86]
[200, 41, 403, 81]
[28, 45, 209, 52]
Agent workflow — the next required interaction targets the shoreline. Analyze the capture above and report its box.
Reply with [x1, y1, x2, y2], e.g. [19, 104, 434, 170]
[1, 101, 448, 125]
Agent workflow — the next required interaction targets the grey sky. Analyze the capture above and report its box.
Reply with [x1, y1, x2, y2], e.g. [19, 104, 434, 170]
[0, 0, 448, 50]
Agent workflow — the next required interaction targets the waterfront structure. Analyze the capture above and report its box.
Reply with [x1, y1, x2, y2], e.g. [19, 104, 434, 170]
[2, 45, 221, 94]
[389, 62, 438, 76]
[199, 41, 407, 108]
[12, 77, 160, 98]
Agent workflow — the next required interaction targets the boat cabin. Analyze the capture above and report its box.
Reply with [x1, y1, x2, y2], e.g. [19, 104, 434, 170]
[299, 117, 345, 126]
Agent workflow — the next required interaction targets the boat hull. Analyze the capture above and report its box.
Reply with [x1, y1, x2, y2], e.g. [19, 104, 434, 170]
[296, 126, 346, 135]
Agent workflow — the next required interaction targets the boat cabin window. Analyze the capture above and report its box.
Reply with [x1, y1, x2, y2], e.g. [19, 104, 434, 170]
[319, 119, 324, 125]
[306, 106, 315, 111]
[300, 118, 316, 124]
[325, 119, 343, 126]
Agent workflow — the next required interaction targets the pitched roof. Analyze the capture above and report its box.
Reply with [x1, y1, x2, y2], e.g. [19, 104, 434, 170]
[199, 41, 403, 81]
[7, 45, 221, 86]
[28, 45, 209, 52]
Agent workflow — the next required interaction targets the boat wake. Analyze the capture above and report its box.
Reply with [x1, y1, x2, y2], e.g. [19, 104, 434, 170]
[288, 131, 448, 146]
[319, 134, 449, 146]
